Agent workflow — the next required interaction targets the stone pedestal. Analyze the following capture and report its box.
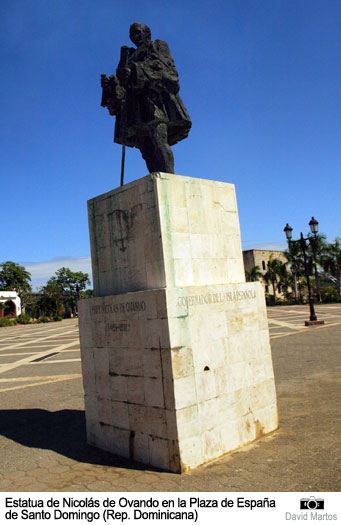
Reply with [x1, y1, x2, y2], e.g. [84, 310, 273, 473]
[78, 172, 278, 472]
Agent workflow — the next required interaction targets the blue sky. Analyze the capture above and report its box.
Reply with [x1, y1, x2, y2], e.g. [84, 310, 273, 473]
[1, 0, 340, 288]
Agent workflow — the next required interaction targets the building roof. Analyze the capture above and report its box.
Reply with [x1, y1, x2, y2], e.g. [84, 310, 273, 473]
[0, 291, 19, 298]
[243, 249, 285, 254]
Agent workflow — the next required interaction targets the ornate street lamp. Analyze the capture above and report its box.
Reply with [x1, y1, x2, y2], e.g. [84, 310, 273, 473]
[283, 218, 324, 326]
[309, 217, 319, 235]
[308, 217, 321, 302]
[283, 223, 293, 241]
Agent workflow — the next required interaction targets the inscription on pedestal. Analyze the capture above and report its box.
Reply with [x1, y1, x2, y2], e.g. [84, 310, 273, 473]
[90, 300, 147, 316]
[106, 322, 131, 332]
[177, 288, 256, 307]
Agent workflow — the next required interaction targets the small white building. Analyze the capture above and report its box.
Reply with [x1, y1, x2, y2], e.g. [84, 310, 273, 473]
[0, 290, 21, 317]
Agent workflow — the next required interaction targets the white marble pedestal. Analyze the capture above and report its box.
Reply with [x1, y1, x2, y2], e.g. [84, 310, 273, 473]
[78, 173, 278, 472]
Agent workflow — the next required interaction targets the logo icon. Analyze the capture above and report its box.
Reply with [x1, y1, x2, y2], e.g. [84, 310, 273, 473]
[300, 497, 324, 510]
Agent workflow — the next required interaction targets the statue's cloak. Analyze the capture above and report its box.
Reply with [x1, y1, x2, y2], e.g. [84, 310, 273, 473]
[114, 39, 191, 148]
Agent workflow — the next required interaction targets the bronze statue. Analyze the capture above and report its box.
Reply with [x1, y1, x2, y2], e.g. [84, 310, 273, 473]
[100, 23, 191, 174]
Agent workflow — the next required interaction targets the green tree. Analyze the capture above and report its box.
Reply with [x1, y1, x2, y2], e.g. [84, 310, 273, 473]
[0, 261, 31, 294]
[32, 295, 64, 319]
[44, 267, 91, 316]
[264, 255, 283, 302]
[39, 277, 65, 317]
[80, 289, 94, 299]
[321, 238, 341, 297]
[245, 265, 263, 283]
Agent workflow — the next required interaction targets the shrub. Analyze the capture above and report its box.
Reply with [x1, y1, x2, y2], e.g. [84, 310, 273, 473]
[38, 315, 49, 323]
[30, 296, 64, 319]
[53, 315, 63, 322]
[284, 292, 294, 302]
[265, 294, 276, 306]
[0, 318, 17, 327]
[276, 299, 287, 305]
[17, 313, 31, 324]
[321, 287, 339, 303]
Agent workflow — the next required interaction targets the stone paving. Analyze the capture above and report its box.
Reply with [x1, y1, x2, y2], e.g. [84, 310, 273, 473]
[0, 307, 340, 492]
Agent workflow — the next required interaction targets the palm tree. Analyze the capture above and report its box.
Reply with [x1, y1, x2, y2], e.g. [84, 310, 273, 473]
[299, 276, 316, 302]
[264, 255, 283, 302]
[245, 265, 263, 282]
[321, 238, 341, 297]
[306, 233, 328, 302]
[277, 261, 293, 296]
[284, 243, 304, 301]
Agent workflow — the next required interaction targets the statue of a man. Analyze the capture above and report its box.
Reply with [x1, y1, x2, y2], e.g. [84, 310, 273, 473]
[100, 23, 191, 174]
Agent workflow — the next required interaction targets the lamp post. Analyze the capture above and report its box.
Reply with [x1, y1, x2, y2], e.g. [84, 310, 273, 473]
[283, 218, 324, 326]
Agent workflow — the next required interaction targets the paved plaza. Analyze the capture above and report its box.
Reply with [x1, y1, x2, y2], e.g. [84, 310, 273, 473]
[0, 304, 340, 491]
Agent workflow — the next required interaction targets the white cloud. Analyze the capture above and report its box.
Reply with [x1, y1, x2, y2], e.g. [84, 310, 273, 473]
[22, 256, 92, 290]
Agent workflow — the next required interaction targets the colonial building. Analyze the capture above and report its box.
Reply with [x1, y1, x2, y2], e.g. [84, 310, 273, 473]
[243, 249, 288, 295]
[0, 290, 22, 318]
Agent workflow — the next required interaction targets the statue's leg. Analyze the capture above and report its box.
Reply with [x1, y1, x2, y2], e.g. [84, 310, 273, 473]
[149, 122, 174, 173]
[139, 137, 158, 173]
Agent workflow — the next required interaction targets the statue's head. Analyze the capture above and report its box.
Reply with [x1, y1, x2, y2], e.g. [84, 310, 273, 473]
[129, 23, 151, 47]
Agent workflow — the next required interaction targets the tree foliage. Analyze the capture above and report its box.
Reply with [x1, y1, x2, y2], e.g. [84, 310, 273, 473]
[284, 242, 304, 301]
[320, 238, 341, 296]
[37, 277, 65, 318]
[31, 295, 65, 319]
[306, 233, 328, 301]
[245, 265, 263, 282]
[283, 234, 338, 302]
[263, 255, 285, 301]
[277, 261, 292, 295]
[41, 267, 91, 316]
[54, 267, 90, 298]
[0, 261, 31, 293]
[80, 289, 94, 299]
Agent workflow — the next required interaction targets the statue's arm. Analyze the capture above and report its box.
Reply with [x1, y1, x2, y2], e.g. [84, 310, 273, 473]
[100, 74, 125, 116]
[116, 46, 133, 85]
[100, 47, 133, 116]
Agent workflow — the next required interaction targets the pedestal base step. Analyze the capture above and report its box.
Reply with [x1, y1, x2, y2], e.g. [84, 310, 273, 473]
[305, 320, 325, 326]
